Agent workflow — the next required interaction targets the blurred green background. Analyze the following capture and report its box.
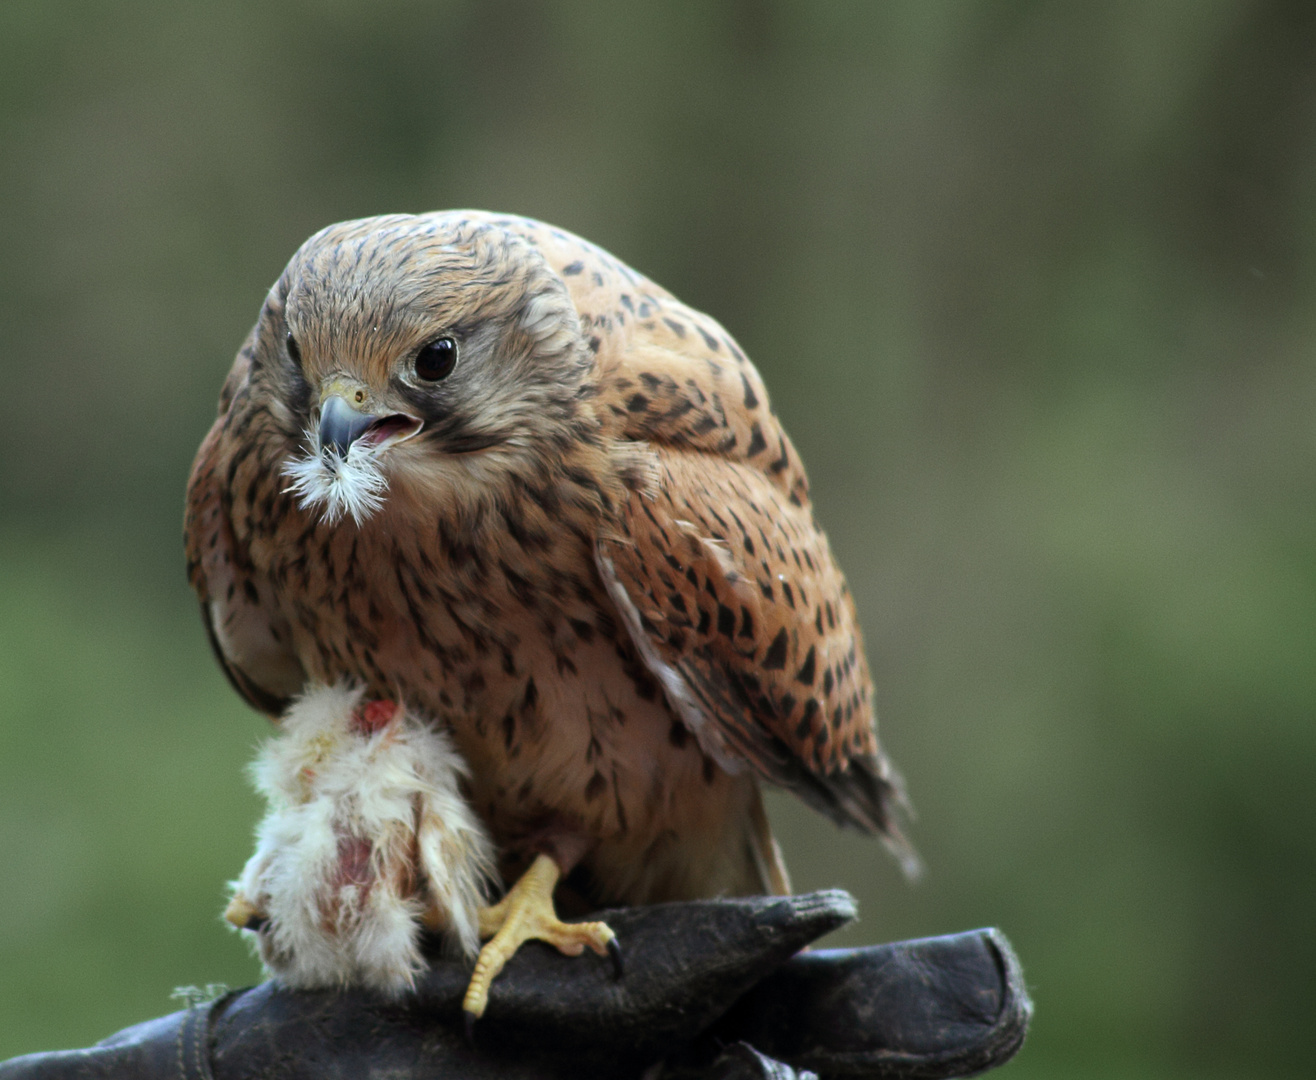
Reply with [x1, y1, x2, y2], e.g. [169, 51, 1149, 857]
[1, 1, 1313, 1075]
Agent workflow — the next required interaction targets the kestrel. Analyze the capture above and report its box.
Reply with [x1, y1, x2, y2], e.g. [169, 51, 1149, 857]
[185, 211, 915, 1020]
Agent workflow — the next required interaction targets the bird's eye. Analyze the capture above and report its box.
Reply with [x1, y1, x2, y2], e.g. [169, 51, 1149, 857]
[415, 337, 457, 381]
[286, 332, 301, 364]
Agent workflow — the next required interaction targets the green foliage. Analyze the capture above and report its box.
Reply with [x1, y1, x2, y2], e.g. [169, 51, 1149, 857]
[1, 2, 1313, 1075]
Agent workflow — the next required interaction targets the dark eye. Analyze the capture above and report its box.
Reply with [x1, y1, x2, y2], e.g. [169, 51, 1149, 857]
[286, 332, 301, 364]
[415, 337, 457, 381]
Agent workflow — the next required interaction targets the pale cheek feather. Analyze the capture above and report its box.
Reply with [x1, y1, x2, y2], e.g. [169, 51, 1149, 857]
[388, 441, 540, 521]
[519, 288, 578, 355]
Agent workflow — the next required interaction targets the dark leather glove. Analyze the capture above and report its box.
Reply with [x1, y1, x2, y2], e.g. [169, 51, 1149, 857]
[0, 890, 1030, 1079]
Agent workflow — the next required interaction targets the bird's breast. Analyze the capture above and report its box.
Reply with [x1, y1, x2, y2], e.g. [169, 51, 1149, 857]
[220, 434, 753, 900]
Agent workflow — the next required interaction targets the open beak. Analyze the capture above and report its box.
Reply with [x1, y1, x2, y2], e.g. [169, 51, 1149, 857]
[319, 395, 422, 458]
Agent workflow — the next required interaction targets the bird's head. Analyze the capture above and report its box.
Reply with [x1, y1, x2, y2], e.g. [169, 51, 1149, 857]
[247, 213, 598, 526]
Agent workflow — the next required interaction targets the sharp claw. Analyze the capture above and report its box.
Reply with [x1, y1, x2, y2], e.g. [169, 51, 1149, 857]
[463, 1009, 478, 1048]
[607, 936, 624, 979]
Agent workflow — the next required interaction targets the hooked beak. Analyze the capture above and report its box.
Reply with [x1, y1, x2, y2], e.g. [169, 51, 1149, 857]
[319, 395, 422, 458]
[320, 395, 375, 457]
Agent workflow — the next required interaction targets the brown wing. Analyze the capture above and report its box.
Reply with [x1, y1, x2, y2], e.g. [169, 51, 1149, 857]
[184, 333, 305, 716]
[598, 443, 912, 858]
[496, 223, 919, 862]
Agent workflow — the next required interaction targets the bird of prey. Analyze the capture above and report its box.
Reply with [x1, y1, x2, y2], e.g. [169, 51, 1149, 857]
[186, 211, 915, 1020]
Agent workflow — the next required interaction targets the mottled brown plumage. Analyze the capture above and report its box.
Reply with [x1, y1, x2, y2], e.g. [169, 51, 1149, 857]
[186, 211, 914, 920]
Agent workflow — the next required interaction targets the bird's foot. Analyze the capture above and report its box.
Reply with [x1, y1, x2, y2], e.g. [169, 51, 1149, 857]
[463, 853, 620, 1027]
[223, 892, 267, 932]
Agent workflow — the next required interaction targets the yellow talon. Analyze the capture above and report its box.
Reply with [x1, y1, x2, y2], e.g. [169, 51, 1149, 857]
[462, 853, 618, 1023]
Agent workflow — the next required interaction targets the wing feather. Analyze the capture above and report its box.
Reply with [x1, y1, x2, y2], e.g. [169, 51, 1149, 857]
[598, 448, 912, 856]
[185, 363, 305, 717]
[542, 247, 919, 865]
